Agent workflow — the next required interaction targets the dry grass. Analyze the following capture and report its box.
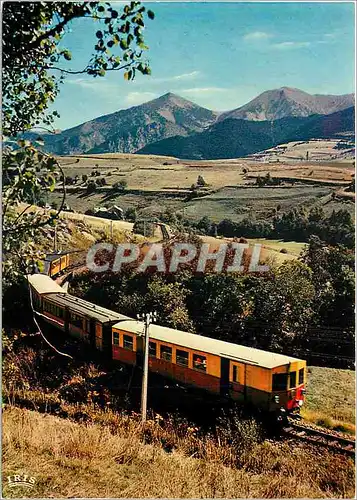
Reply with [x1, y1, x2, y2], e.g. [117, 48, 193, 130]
[2, 406, 355, 498]
[302, 366, 356, 434]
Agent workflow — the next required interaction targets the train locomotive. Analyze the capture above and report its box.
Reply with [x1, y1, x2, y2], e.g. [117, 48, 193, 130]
[28, 274, 306, 421]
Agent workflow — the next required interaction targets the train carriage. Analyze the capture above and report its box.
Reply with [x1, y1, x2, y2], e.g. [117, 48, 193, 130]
[27, 274, 306, 420]
[28, 274, 130, 357]
[43, 252, 71, 278]
[112, 320, 306, 418]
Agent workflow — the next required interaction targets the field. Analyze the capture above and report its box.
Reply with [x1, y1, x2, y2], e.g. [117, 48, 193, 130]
[2, 401, 355, 498]
[246, 138, 355, 163]
[49, 150, 355, 226]
[302, 367, 356, 434]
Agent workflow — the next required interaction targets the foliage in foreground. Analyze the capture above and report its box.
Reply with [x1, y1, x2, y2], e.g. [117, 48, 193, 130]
[2, 0, 154, 290]
[3, 404, 355, 498]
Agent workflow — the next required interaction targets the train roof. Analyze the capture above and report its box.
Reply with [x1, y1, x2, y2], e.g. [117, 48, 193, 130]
[44, 250, 81, 261]
[48, 293, 130, 324]
[113, 320, 304, 369]
[27, 274, 68, 295]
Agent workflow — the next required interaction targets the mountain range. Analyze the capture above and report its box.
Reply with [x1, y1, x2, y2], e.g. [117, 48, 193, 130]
[217, 87, 354, 122]
[34, 87, 355, 159]
[139, 107, 355, 160]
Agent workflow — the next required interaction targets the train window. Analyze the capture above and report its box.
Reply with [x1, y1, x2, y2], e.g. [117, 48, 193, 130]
[232, 365, 239, 382]
[123, 335, 134, 351]
[176, 349, 189, 367]
[44, 301, 64, 319]
[272, 373, 288, 391]
[113, 332, 119, 346]
[193, 354, 207, 372]
[289, 371, 296, 389]
[299, 368, 304, 385]
[160, 345, 172, 362]
[149, 341, 157, 357]
[70, 313, 83, 329]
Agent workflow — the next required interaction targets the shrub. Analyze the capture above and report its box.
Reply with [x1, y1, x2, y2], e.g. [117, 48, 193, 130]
[86, 181, 97, 193]
[197, 175, 206, 187]
[113, 180, 127, 191]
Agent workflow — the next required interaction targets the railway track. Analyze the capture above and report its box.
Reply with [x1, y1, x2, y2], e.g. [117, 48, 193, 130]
[282, 421, 355, 457]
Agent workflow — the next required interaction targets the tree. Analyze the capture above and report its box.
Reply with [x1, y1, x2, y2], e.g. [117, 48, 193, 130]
[82, 174, 88, 183]
[246, 261, 315, 351]
[3, 2, 154, 137]
[197, 175, 206, 187]
[302, 236, 354, 329]
[196, 216, 212, 235]
[125, 207, 137, 221]
[143, 277, 194, 331]
[2, 1, 154, 289]
[113, 180, 128, 190]
[256, 175, 264, 187]
[86, 181, 97, 193]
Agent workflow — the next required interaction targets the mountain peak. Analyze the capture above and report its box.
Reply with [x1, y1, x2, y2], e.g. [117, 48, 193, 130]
[218, 87, 355, 122]
[148, 92, 201, 109]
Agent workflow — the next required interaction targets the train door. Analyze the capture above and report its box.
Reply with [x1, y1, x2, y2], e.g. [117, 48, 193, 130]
[220, 357, 230, 397]
[64, 307, 70, 335]
[102, 324, 113, 359]
[94, 321, 103, 351]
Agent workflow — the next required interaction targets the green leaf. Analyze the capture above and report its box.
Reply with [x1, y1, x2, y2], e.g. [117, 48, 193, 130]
[120, 39, 128, 50]
[63, 50, 72, 61]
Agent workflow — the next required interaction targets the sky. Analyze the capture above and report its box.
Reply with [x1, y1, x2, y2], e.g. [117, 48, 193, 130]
[49, 2, 355, 130]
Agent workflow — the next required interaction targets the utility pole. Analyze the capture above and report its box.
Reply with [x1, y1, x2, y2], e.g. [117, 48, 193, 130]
[54, 225, 57, 252]
[137, 311, 157, 423]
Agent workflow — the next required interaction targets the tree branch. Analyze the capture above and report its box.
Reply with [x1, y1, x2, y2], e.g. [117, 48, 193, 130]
[3, 159, 67, 237]
[45, 62, 134, 75]
[27, 8, 87, 50]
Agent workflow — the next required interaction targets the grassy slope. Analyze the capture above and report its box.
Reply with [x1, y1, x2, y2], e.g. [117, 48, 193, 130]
[302, 367, 355, 434]
[2, 406, 355, 499]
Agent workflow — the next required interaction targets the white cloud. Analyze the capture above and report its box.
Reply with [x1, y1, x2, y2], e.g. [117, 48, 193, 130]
[124, 91, 158, 105]
[243, 31, 272, 41]
[271, 41, 311, 50]
[181, 87, 226, 94]
[139, 71, 201, 85]
[172, 71, 201, 81]
[67, 78, 115, 91]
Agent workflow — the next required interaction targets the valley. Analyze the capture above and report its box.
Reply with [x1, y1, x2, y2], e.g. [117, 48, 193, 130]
[49, 140, 354, 230]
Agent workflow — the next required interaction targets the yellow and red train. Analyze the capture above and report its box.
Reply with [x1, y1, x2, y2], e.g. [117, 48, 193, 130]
[44, 252, 71, 278]
[28, 274, 306, 420]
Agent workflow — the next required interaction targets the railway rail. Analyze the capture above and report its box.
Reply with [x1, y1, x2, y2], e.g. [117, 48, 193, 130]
[282, 421, 355, 457]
